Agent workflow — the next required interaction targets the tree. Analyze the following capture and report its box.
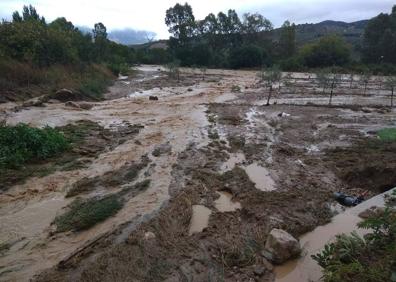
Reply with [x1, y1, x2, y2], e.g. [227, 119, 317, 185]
[385, 76, 396, 107]
[362, 6, 396, 64]
[299, 35, 351, 68]
[242, 13, 273, 34]
[93, 22, 107, 41]
[165, 3, 195, 45]
[328, 73, 341, 105]
[360, 72, 372, 95]
[228, 45, 264, 69]
[279, 21, 296, 58]
[316, 71, 331, 94]
[258, 66, 282, 105]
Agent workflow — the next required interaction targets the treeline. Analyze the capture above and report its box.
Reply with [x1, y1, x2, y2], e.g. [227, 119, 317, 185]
[163, 3, 396, 74]
[0, 5, 135, 100]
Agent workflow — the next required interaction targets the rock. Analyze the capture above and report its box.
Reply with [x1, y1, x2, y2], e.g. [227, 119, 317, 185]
[253, 265, 265, 276]
[79, 103, 94, 110]
[152, 143, 172, 157]
[358, 206, 385, 219]
[65, 101, 81, 109]
[53, 88, 82, 102]
[144, 231, 156, 240]
[187, 88, 193, 92]
[149, 96, 159, 101]
[264, 229, 301, 264]
[361, 107, 372, 113]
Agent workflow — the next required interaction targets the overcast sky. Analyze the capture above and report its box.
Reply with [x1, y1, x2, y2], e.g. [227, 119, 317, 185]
[0, 0, 394, 39]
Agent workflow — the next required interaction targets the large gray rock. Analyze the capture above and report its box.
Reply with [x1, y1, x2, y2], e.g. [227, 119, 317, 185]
[264, 228, 301, 264]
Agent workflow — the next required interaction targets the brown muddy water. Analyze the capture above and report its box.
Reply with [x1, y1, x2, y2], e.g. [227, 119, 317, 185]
[188, 205, 212, 235]
[275, 187, 395, 282]
[214, 191, 241, 212]
[244, 163, 276, 192]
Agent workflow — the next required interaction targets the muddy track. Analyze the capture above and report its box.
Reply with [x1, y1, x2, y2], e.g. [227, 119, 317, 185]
[0, 66, 395, 282]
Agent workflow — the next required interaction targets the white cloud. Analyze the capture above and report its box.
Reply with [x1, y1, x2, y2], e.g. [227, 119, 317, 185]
[0, 0, 394, 39]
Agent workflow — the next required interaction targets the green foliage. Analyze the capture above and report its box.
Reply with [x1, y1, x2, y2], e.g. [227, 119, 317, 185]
[377, 128, 396, 142]
[363, 6, 396, 64]
[313, 189, 396, 282]
[165, 60, 181, 80]
[229, 45, 264, 69]
[299, 35, 351, 68]
[54, 195, 123, 232]
[0, 124, 69, 169]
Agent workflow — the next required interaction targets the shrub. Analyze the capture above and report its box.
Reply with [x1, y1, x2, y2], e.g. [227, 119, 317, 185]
[377, 128, 396, 142]
[54, 195, 123, 232]
[0, 124, 69, 169]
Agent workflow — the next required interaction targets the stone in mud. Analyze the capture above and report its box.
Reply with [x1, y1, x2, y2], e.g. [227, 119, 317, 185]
[79, 103, 94, 110]
[358, 206, 385, 219]
[144, 231, 156, 240]
[152, 143, 172, 157]
[264, 228, 301, 264]
[149, 96, 158, 101]
[65, 101, 81, 109]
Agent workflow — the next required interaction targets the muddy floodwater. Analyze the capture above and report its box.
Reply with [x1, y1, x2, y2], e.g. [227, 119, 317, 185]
[1, 65, 395, 281]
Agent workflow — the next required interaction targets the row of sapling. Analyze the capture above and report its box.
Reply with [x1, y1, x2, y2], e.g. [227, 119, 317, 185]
[257, 66, 282, 105]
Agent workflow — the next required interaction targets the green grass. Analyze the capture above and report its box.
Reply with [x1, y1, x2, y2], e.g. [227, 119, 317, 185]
[54, 195, 123, 232]
[377, 128, 396, 142]
[0, 124, 70, 169]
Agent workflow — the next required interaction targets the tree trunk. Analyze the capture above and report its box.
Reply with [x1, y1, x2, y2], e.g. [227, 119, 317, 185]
[392, 87, 394, 108]
[364, 83, 367, 95]
[266, 85, 273, 106]
[350, 77, 353, 89]
[329, 81, 335, 105]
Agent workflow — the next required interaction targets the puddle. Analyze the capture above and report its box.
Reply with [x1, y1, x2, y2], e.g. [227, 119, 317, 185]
[244, 163, 275, 192]
[275, 188, 395, 282]
[214, 191, 241, 212]
[221, 152, 246, 172]
[189, 205, 212, 235]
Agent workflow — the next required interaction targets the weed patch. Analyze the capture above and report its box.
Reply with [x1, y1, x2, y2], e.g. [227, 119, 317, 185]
[377, 128, 396, 142]
[54, 195, 123, 232]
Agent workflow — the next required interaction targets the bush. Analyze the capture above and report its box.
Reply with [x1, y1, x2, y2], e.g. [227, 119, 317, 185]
[377, 128, 396, 142]
[0, 124, 69, 169]
[54, 195, 123, 232]
[299, 35, 351, 68]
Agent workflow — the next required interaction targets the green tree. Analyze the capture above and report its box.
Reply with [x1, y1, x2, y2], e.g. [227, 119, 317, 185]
[363, 6, 396, 64]
[279, 20, 296, 58]
[299, 35, 351, 68]
[165, 3, 195, 45]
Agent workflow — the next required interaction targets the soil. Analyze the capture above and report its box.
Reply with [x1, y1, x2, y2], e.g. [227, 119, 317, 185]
[0, 65, 395, 282]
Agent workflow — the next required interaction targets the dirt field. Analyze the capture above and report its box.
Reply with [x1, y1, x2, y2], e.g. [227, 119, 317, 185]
[0, 66, 395, 282]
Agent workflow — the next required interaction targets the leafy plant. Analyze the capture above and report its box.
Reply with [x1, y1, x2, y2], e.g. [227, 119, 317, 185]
[0, 124, 69, 169]
[377, 128, 396, 142]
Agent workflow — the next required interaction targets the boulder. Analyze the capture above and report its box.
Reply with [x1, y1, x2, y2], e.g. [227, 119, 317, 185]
[53, 88, 82, 102]
[264, 228, 301, 264]
[149, 96, 159, 101]
[79, 103, 94, 110]
[65, 101, 81, 109]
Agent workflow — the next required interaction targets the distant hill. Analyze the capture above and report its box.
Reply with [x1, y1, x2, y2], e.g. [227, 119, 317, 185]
[76, 26, 156, 45]
[131, 19, 369, 50]
[272, 20, 368, 47]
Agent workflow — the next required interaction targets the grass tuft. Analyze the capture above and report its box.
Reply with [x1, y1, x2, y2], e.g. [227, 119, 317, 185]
[54, 195, 123, 232]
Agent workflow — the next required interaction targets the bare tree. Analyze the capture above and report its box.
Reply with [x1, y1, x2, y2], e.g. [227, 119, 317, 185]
[328, 73, 341, 105]
[360, 72, 372, 95]
[258, 66, 282, 105]
[200, 66, 207, 81]
[316, 71, 331, 94]
[385, 76, 396, 108]
[166, 61, 180, 82]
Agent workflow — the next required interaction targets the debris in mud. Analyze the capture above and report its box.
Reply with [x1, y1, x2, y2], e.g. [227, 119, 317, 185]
[334, 192, 365, 207]
[152, 143, 172, 157]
